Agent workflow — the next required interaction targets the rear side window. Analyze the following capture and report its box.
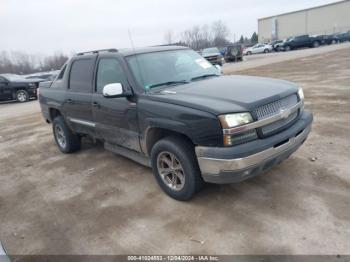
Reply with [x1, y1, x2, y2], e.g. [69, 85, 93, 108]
[69, 59, 94, 93]
[96, 58, 127, 94]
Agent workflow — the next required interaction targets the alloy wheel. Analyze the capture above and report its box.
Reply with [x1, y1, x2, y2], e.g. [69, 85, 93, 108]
[55, 124, 66, 149]
[17, 91, 27, 102]
[157, 151, 185, 191]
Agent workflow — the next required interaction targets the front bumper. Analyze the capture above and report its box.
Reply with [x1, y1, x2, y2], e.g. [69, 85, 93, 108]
[195, 111, 313, 184]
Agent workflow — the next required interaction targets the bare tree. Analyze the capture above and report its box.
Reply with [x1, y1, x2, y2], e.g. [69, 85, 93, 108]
[164, 30, 175, 45]
[211, 20, 230, 47]
[0, 51, 68, 74]
[178, 21, 231, 50]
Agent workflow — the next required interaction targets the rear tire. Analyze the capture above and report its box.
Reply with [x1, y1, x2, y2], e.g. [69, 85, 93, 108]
[53, 116, 81, 153]
[16, 90, 29, 102]
[264, 49, 269, 53]
[247, 51, 252, 55]
[151, 136, 204, 201]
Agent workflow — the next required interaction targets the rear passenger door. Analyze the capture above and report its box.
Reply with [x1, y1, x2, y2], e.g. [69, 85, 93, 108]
[64, 56, 96, 135]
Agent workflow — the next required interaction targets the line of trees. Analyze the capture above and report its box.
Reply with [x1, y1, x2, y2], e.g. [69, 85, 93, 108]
[0, 51, 68, 75]
[164, 21, 258, 50]
[164, 20, 232, 50]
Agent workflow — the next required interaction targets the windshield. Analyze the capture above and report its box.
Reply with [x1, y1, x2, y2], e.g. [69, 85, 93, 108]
[202, 47, 219, 55]
[2, 74, 24, 81]
[126, 49, 219, 90]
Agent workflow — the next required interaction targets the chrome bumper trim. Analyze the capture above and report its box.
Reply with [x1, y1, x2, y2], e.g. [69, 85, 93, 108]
[223, 101, 303, 135]
[196, 125, 311, 175]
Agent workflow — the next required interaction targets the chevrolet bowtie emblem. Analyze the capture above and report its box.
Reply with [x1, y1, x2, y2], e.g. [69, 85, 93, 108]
[280, 109, 290, 119]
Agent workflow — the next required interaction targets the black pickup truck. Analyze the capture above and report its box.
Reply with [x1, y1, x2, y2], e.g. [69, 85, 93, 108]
[39, 46, 313, 200]
[0, 74, 39, 102]
[282, 34, 323, 51]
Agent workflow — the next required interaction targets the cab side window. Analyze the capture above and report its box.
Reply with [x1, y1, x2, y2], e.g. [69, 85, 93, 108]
[69, 59, 94, 93]
[96, 58, 127, 94]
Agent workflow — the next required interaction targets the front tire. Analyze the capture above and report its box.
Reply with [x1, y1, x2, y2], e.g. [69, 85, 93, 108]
[16, 90, 29, 102]
[284, 45, 291, 51]
[53, 116, 81, 153]
[264, 49, 269, 53]
[151, 136, 204, 201]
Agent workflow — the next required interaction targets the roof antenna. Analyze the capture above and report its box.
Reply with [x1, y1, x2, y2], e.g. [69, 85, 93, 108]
[128, 28, 146, 90]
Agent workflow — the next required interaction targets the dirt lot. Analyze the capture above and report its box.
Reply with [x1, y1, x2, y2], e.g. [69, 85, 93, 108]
[0, 47, 349, 255]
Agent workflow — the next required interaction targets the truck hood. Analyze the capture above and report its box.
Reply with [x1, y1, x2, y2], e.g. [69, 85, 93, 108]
[145, 75, 299, 115]
[202, 52, 221, 57]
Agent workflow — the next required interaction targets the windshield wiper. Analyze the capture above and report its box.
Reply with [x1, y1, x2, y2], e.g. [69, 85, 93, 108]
[147, 80, 189, 89]
[191, 74, 219, 81]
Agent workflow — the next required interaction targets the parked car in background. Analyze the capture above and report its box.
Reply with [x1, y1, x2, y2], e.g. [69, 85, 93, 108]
[243, 43, 272, 55]
[201, 47, 224, 65]
[335, 31, 350, 42]
[317, 34, 339, 45]
[270, 40, 283, 51]
[39, 46, 312, 200]
[0, 74, 38, 102]
[224, 44, 243, 62]
[25, 70, 60, 81]
[274, 38, 292, 51]
[282, 34, 323, 51]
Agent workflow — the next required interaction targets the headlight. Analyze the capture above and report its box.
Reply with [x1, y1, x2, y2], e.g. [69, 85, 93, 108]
[219, 112, 253, 129]
[298, 88, 304, 101]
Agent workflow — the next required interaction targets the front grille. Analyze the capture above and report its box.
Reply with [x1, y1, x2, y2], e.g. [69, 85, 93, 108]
[254, 94, 299, 136]
[261, 111, 298, 135]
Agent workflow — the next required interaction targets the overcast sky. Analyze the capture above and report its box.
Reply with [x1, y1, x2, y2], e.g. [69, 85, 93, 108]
[0, 0, 339, 55]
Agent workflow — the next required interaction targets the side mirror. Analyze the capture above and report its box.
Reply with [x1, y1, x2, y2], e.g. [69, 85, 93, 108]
[103, 83, 130, 98]
[215, 64, 222, 74]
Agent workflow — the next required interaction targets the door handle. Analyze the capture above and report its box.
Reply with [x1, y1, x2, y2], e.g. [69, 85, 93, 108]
[92, 101, 100, 108]
[66, 99, 73, 104]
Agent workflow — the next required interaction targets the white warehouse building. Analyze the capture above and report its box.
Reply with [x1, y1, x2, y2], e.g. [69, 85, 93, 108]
[258, 0, 350, 42]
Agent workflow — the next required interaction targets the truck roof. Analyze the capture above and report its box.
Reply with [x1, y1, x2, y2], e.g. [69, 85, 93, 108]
[74, 45, 189, 58]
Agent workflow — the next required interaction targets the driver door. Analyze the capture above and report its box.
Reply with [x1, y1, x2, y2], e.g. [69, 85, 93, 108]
[92, 57, 140, 152]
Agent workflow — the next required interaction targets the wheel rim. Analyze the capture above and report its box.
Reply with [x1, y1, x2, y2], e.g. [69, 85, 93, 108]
[55, 124, 66, 149]
[17, 91, 27, 102]
[157, 151, 185, 191]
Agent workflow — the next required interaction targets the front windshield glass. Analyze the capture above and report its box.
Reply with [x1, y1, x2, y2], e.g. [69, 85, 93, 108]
[126, 49, 219, 90]
[202, 47, 219, 55]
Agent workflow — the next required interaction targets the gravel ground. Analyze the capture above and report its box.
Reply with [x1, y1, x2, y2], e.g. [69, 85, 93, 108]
[0, 47, 349, 255]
